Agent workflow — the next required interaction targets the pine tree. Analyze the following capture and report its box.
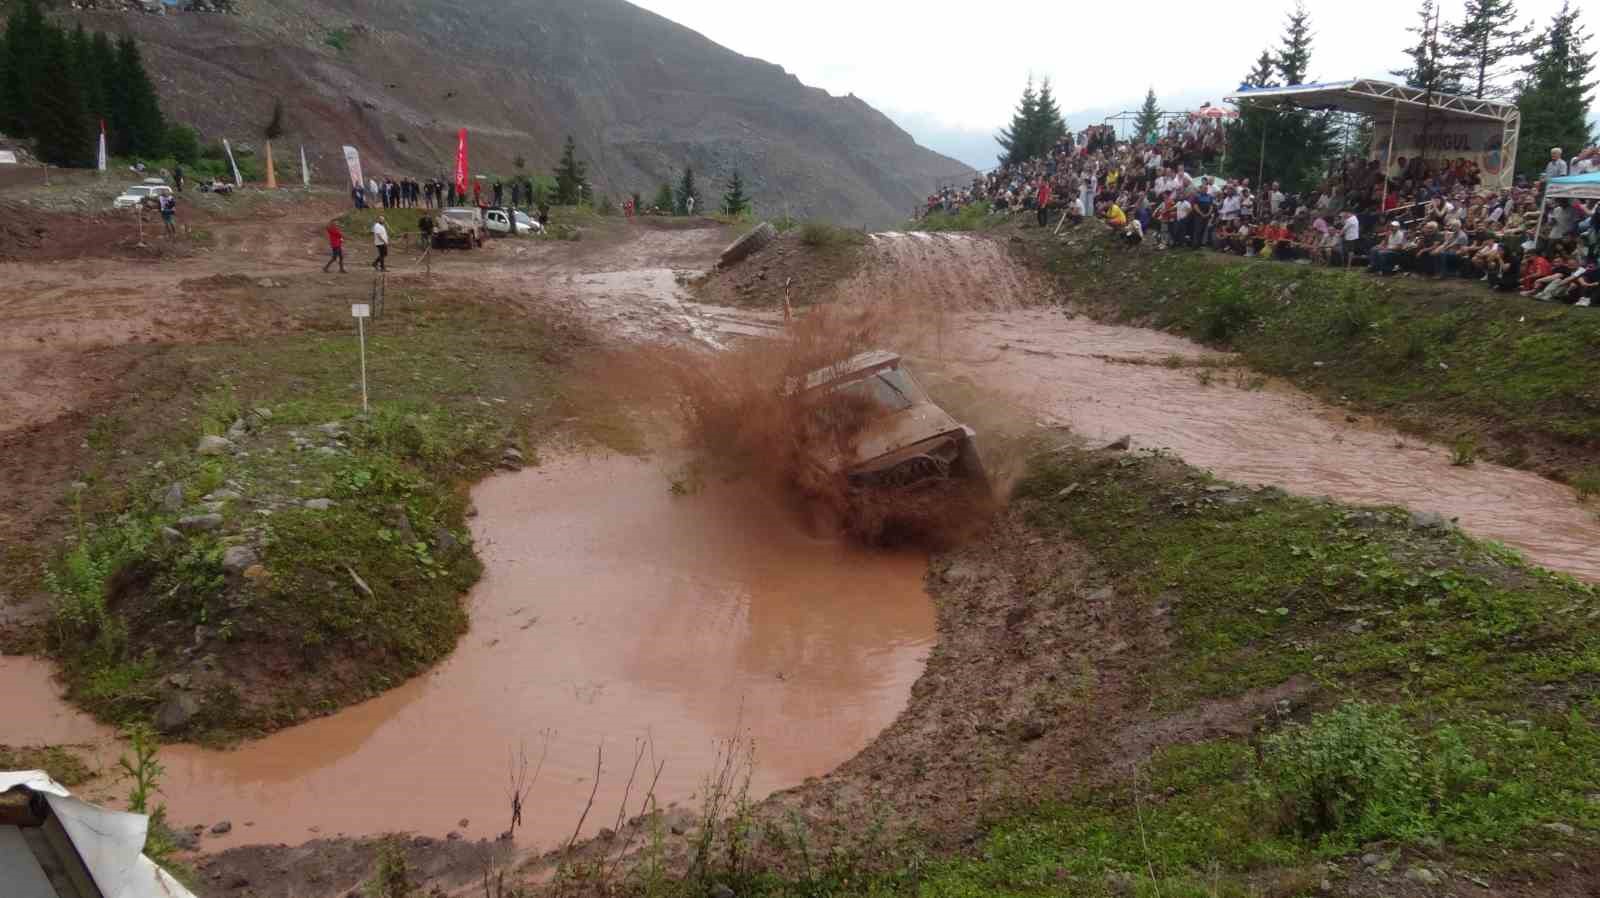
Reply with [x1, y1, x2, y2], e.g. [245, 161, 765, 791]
[1226, 4, 1337, 191]
[1275, 1, 1314, 85]
[1514, 0, 1596, 179]
[720, 169, 748, 216]
[1445, 0, 1533, 99]
[995, 77, 1040, 167]
[1243, 49, 1278, 88]
[652, 182, 674, 213]
[32, 27, 92, 167]
[89, 30, 117, 140]
[2, 0, 47, 137]
[263, 99, 284, 140]
[115, 35, 164, 156]
[1133, 88, 1162, 144]
[675, 166, 699, 215]
[1393, 0, 1467, 94]
[552, 135, 588, 205]
[1033, 78, 1067, 150]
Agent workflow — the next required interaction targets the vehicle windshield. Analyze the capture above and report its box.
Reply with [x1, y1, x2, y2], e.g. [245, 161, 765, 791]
[832, 367, 923, 413]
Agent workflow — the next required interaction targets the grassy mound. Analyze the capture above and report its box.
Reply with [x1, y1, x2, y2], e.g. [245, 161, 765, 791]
[41, 296, 584, 743]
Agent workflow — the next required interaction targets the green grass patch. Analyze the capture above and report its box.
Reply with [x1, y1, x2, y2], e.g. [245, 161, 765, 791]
[918, 201, 1004, 233]
[0, 745, 94, 786]
[798, 221, 868, 249]
[42, 297, 589, 742]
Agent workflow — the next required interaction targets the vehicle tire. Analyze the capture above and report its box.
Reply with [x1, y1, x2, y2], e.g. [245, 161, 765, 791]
[718, 222, 776, 269]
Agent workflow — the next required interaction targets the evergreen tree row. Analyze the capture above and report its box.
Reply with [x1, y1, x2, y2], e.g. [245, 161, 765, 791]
[0, 0, 167, 167]
[996, 76, 1065, 168]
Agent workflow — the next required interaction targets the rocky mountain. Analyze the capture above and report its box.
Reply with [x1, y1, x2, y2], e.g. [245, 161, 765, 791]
[60, 0, 972, 226]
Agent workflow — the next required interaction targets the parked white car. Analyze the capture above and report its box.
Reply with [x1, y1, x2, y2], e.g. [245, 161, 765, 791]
[484, 208, 542, 236]
[113, 183, 173, 209]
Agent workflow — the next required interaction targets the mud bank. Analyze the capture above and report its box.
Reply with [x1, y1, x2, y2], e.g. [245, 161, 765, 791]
[1, 453, 933, 852]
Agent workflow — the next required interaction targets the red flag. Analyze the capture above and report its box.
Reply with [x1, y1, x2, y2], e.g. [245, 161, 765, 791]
[454, 129, 469, 196]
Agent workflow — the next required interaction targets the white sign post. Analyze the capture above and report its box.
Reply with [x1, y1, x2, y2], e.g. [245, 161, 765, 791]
[352, 303, 371, 413]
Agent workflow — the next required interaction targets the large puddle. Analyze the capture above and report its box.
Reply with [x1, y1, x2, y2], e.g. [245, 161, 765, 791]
[1, 454, 934, 849]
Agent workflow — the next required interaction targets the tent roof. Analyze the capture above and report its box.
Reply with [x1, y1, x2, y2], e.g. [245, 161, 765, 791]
[1547, 171, 1600, 200]
[1227, 79, 1518, 123]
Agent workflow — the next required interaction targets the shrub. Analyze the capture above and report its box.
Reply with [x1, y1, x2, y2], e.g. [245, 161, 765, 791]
[325, 28, 352, 52]
[1256, 702, 1427, 841]
[164, 124, 201, 166]
[1195, 290, 1258, 343]
[1450, 435, 1478, 467]
[919, 201, 995, 232]
[1572, 467, 1600, 500]
[798, 221, 864, 248]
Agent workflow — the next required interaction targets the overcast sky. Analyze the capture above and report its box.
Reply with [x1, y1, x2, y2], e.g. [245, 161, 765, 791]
[629, 0, 1586, 170]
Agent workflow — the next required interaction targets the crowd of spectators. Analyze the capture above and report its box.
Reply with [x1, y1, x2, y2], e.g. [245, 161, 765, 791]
[923, 119, 1600, 306]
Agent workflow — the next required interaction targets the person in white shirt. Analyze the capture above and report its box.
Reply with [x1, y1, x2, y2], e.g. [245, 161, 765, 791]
[1369, 220, 1406, 274]
[1334, 211, 1361, 267]
[372, 215, 389, 271]
[1174, 196, 1193, 247]
[1219, 190, 1242, 223]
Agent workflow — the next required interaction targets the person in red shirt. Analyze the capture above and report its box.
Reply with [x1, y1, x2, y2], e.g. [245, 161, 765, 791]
[322, 219, 346, 273]
[1035, 179, 1053, 228]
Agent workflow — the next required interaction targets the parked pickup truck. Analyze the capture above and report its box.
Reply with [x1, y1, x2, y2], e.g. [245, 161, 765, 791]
[433, 207, 487, 249]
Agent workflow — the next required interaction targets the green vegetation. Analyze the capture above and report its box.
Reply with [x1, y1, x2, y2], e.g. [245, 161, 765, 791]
[797, 221, 867, 248]
[43, 297, 589, 742]
[720, 169, 750, 217]
[1513, 1, 1595, 180]
[918, 201, 1000, 232]
[325, 27, 353, 52]
[1, 2, 170, 165]
[1040, 232, 1600, 478]
[996, 76, 1065, 167]
[553, 135, 590, 206]
[0, 744, 92, 786]
[675, 166, 701, 216]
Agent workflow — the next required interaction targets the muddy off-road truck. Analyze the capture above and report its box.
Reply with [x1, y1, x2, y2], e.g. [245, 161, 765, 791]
[792, 350, 987, 489]
[433, 207, 487, 249]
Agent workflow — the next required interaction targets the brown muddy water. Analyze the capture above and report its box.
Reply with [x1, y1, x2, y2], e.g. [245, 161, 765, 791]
[857, 232, 1600, 581]
[1, 454, 933, 850]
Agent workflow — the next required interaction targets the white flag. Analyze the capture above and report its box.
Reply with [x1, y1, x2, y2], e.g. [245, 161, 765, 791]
[300, 145, 310, 188]
[96, 121, 106, 172]
[342, 145, 363, 190]
[223, 139, 242, 187]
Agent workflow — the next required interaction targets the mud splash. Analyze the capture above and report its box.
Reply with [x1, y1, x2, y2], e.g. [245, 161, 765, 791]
[857, 233, 1600, 581]
[1, 454, 934, 849]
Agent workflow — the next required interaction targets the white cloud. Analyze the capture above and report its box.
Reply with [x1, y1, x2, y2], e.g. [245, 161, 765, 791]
[630, 0, 1584, 163]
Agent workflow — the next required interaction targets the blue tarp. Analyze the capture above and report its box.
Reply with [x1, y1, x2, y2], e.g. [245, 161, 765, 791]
[1547, 171, 1600, 200]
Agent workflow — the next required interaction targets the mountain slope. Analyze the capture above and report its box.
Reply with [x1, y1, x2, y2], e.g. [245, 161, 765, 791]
[64, 0, 971, 226]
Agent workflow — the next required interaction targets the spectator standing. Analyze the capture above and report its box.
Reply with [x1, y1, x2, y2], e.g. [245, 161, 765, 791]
[1035, 179, 1053, 227]
[323, 219, 346, 273]
[173, 164, 184, 193]
[1545, 148, 1569, 181]
[1335, 211, 1361, 267]
[372, 215, 389, 272]
[158, 193, 177, 237]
